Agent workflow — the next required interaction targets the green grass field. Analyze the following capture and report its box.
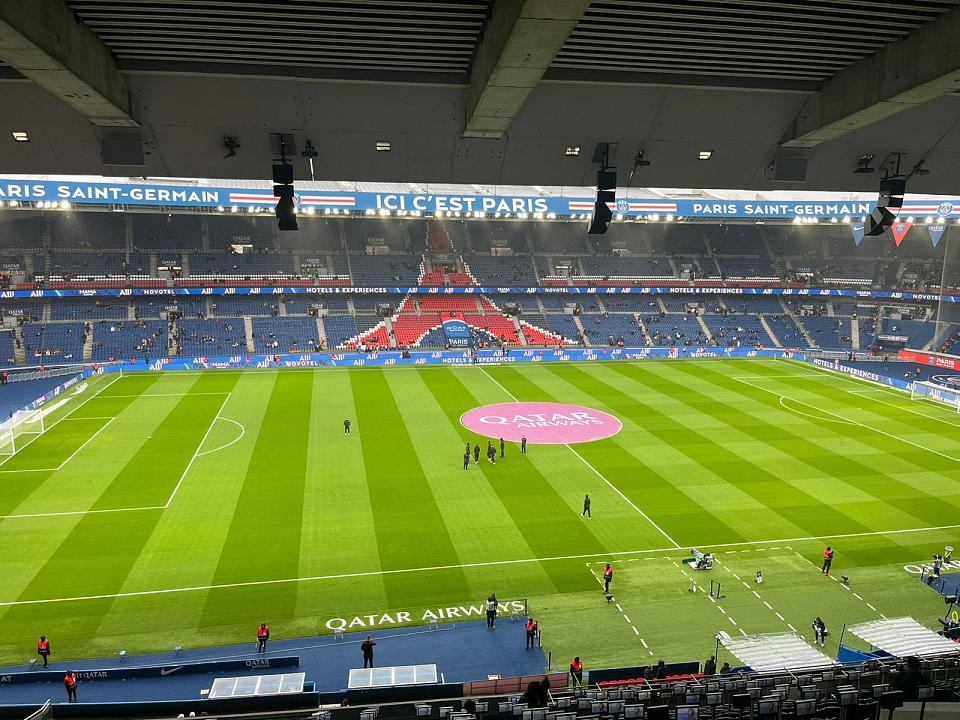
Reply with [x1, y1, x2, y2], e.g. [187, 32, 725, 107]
[0, 358, 958, 670]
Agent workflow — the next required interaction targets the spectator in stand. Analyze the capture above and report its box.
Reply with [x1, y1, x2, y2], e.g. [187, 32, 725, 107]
[895, 656, 929, 700]
[720, 662, 732, 674]
[655, 659, 667, 679]
[703, 655, 716, 676]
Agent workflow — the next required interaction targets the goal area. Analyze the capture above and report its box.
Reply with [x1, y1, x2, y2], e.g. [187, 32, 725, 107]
[0, 406, 47, 456]
[911, 380, 960, 412]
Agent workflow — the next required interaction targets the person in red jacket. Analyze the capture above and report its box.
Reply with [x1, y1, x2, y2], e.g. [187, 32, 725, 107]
[822, 546, 835, 575]
[603, 564, 614, 594]
[525, 617, 538, 650]
[64, 671, 78, 703]
[256, 622, 270, 653]
[569, 657, 583, 686]
[37, 635, 50, 667]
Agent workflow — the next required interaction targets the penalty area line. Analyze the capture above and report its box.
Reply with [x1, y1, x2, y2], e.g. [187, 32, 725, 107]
[163, 392, 232, 508]
[476, 366, 681, 549]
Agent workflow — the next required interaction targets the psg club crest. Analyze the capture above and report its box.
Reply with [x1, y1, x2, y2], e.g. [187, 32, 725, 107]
[938, 202, 954, 217]
[615, 199, 629, 213]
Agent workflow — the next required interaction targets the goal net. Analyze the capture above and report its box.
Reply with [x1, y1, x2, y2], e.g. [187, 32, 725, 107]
[0, 407, 47, 456]
[911, 380, 960, 412]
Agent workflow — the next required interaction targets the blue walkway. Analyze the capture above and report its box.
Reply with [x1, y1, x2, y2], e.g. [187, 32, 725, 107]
[0, 620, 547, 706]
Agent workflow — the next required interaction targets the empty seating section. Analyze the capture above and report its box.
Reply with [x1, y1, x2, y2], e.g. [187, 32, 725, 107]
[882, 318, 937, 348]
[583, 255, 674, 279]
[502, 295, 542, 313]
[463, 255, 538, 285]
[0, 213, 43, 248]
[724, 296, 784, 314]
[714, 257, 778, 279]
[282, 297, 314, 315]
[419, 296, 479, 313]
[701, 315, 768, 347]
[22, 322, 85, 361]
[49, 213, 125, 248]
[417, 327, 448, 348]
[324, 316, 359, 346]
[580, 314, 644, 344]
[349, 254, 421, 284]
[210, 297, 278, 317]
[799, 316, 851, 349]
[188, 251, 294, 276]
[91, 320, 167, 361]
[821, 257, 876, 283]
[766, 315, 809, 348]
[521, 321, 567, 345]
[207, 217, 275, 248]
[352, 295, 403, 312]
[643, 314, 707, 346]
[860, 318, 877, 347]
[51, 298, 128, 321]
[47, 251, 130, 278]
[0, 331, 15, 364]
[251, 317, 320, 352]
[344, 218, 408, 253]
[175, 319, 246, 356]
[132, 214, 201, 250]
[542, 314, 579, 341]
[463, 314, 521, 344]
[392, 315, 442, 346]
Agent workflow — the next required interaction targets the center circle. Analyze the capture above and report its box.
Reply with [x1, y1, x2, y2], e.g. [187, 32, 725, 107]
[460, 402, 622, 445]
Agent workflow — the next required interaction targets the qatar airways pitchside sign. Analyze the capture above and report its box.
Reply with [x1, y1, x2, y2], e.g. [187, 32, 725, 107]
[324, 600, 527, 631]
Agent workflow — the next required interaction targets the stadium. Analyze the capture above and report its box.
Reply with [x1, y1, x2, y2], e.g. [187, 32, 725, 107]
[1, 2, 960, 719]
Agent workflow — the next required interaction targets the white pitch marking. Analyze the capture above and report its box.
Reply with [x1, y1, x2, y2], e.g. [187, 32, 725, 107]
[853, 593, 863, 600]
[729, 617, 737, 626]
[776, 612, 785, 621]
[195, 417, 246, 457]
[734, 375, 960, 461]
[866, 603, 878, 612]
[752, 591, 761, 599]
[788, 624, 797, 633]
[848, 390, 960, 427]
[640, 638, 648, 648]
[632, 626, 639, 636]
[478, 366, 681, 548]
[764, 601, 773, 610]
[163, 392, 232, 508]
[623, 615, 632, 624]
[96, 392, 231, 398]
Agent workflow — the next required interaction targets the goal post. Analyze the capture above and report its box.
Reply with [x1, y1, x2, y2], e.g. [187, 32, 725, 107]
[911, 381, 960, 412]
[0, 407, 47, 457]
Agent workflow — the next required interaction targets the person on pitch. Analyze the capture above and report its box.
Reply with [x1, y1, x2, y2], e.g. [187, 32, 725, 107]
[344, 418, 351, 435]
[473, 443, 481, 464]
[603, 563, 614, 593]
[582, 494, 591, 519]
[463, 450, 470, 471]
[521, 436, 527, 454]
[500, 437, 505, 458]
[822, 546, 834, 575]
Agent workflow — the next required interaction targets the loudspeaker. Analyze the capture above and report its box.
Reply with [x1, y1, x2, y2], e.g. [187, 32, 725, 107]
[588, 188, 615, 235]
[272, 163, 294, 185]
[275, 196, 298, 231]
[865, 177, 906, 236]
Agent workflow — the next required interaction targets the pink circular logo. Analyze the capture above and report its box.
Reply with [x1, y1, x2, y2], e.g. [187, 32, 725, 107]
[460, 402, 622, 445]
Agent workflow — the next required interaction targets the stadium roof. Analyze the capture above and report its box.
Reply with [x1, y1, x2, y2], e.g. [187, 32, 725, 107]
[2, 1, 960, 192]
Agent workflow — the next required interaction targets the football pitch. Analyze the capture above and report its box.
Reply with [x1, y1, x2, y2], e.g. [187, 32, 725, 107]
[0, 358, 958, 669]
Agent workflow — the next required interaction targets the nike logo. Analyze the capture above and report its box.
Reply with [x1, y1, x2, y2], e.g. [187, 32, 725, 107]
[160, 666, 183, 676]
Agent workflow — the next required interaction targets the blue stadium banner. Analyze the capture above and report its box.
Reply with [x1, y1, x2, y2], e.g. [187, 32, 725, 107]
[929, 224, 947, 248]
[851, 222, 865, 247]
[1, 177, 960, 220]
[442, 318, 474, 348]
[1, 286, 957, 303]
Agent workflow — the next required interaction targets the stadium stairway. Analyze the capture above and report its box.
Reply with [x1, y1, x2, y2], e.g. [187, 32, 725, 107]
[315, 316, 327, 349]
[573, 313, 587, 341]
[790, 312, 817, 347]
[758, 315, 780, 347]
[636, 315, 654, 345]
[13, 329, 24, 365]
[852, 318, 860, 349]
[82, 330, 93, 362]
[243, 317, 255, 353]
[696, 314, 712, 342]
